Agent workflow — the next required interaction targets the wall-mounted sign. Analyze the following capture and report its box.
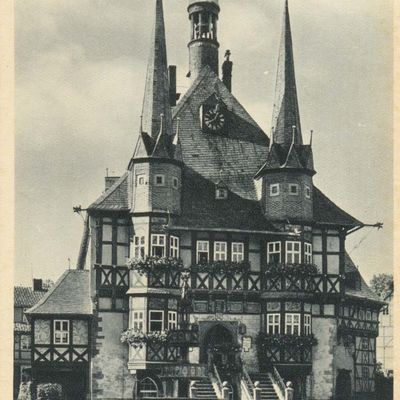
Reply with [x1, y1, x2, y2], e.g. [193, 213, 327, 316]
[242, 336, 252, 352]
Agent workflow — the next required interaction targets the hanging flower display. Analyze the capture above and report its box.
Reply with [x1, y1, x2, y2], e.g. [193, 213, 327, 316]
[193, 260, 251, 274]
[127, 256, 184, 276]
[256, 332, 318, 349]
[208, 343, 242, 354]
[264, 263, 318, 277]
[120, 329, 169, 348]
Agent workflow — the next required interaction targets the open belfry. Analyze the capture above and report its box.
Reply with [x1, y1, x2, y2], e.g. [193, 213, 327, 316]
[26, 1, 385, 399]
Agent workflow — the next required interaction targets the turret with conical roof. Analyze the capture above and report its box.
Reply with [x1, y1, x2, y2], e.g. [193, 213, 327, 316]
[256, 0, 315, 223]
[129, 0, 182, 215]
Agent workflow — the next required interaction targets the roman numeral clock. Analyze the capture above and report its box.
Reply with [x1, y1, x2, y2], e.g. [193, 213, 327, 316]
[200, 98, 227, 134]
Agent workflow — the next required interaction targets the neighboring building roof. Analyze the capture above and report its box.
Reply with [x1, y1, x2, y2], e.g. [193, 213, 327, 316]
[88, 172, 129, 211]
[14, 286, 46, 308]
[26, 270, 92, 316]
[313, 187, 362, 227]
[344, 252, 384, 304]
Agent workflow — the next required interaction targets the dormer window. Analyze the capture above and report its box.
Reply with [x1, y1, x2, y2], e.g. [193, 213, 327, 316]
[216, 188, 228, 200]
[270, 184, 280, 197]
[289, 184, 299, 195]
[154, 175, 165, 186]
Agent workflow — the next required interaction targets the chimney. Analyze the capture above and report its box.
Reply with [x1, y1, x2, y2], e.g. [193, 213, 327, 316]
[105, 176, 120, 191]
[169, 65, 180, 107]
[222, 50, 233, 92]
[33, 279, 43, 292]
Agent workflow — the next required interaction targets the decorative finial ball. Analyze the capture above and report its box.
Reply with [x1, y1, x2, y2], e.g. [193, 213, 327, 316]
[189, 0, 219, 5]
[286, 381, 293, 388]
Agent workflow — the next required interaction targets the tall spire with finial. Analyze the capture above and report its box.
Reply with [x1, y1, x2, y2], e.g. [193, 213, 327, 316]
[271, 0, 302, 146]
[141, 0, 173, 141]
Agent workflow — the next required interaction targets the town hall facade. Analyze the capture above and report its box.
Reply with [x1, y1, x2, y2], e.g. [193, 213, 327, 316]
[26, 1, 385, 399]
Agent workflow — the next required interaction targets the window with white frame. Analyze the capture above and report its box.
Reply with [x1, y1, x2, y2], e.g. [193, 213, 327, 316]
[151, 234, 166, 257]
[172, 177, 179, 189]
[286, 241, 301, 264]
[168, 311, 177, 330]
[197, 241, 209, 263]
[149, 311, 164, 332]
[54, 320, 69, 344]
[270, 184, 280, 197]
[304, 314, 312, 335]
[266, 314, 281, 335]
[20, 335, 31, 350]
[170, 236, 179, 258]
[134, 235, 146, 259]
[231, 242, 244, 262]
[267, 242, 281, 263]
[214, 241, 227, 261]
[305, 185, 311, 199]
[136, 174, 146, 187]
[154, 174, 165, 186]
[132, 311, 144, 332]
[215, 188, 228, 200]
[285, 314, 300, 335]
[304, 243, 313, 264]
[289, 184, 299, 195]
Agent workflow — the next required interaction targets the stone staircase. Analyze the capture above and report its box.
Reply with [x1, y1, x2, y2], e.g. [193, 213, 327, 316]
[195, 377, 219, 399]
[249, 374, 280, 400]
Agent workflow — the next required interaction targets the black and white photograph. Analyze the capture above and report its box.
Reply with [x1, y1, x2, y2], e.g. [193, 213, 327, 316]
[6, 0, 395, 399]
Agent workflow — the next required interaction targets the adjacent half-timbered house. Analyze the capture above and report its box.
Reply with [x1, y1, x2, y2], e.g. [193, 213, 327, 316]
[28, 1, 386, 399]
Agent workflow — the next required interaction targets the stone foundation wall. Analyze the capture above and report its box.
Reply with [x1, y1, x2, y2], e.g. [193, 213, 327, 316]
[91, 312, 136, 400]
[311, 317, 337, 400]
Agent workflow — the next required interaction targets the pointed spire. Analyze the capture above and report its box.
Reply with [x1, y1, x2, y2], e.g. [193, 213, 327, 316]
[141, 0, 173, 141]
[272, 0, 303, 147]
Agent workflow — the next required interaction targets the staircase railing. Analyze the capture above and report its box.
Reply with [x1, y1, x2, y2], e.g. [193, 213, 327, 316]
[269, 366, 285, 400]
[210, 363, 224, 399]
[241, 365, 254, 400]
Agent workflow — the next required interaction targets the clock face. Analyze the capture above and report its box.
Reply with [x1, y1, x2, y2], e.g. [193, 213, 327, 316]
[203, 108, 225, 132]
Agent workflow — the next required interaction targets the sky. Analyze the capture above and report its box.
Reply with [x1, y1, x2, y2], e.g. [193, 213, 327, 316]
[15, 0, 393, 286]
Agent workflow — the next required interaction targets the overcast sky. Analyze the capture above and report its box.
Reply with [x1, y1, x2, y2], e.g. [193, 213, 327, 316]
[15, 0, 393, 285]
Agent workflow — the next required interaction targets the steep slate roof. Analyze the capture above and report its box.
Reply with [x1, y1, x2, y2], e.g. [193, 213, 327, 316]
[141, 0, 173, 141]
[313, 187, 361, 226]
[172, 66, 269, 203]
[88, 172, 129, 211]
[26, 270, 92, 316]
[14, 286, 46, 308]
[344, 252, 384, 304]
[272, 0, 302, 146]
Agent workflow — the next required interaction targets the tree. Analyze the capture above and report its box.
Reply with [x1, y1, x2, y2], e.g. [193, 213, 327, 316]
[370, 274, 393, 300]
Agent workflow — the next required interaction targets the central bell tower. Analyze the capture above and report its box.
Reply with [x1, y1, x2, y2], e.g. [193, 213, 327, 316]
[187, 0, 220, 80]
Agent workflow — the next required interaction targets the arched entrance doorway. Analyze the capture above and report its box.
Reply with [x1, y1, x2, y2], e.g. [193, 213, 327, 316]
[201, 324, 240, 373]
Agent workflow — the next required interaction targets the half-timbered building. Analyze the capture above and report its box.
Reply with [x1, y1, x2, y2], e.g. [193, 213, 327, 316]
[27, 1, 385, 399]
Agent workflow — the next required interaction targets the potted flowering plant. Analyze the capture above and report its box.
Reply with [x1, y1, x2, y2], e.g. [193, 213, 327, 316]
[264, 263, 318, 277]
[256, 333, 318, 349]
[194, 260, 251, 275]
[127, 256, 184, 276]
[121, 329, 169, 348]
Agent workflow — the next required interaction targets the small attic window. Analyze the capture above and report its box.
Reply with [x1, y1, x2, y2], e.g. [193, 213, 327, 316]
[289, 184, 299, 196]
[305, 185, 311, 199]
[172, 177, 179, 190]
[136, 174, 146, 186]
[270, 184, 280, 197]
[154, 174, 165, 186]
[216, 187, 228, 200]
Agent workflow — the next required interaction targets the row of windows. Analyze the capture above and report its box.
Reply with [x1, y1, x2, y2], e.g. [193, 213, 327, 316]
[136, 174, 179, 189]
[133, 235, 313, 266]
[132, 310, 178, 332]
[266, 313, 312, 335]
[267, 241, 312, 264]
[269, 183, 311, 199]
